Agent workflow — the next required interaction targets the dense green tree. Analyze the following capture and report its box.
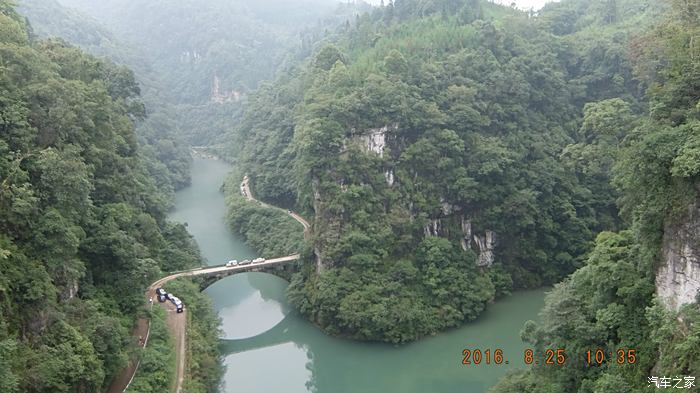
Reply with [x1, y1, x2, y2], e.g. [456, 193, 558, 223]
[492, 1, 700, 391]
[0, 3, 208, 391]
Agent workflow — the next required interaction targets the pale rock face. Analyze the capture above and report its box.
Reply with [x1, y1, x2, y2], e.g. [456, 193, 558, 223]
[211, 75, 241, 103]
[313, 177, 322, 203]
[385, 169, 394, 186]
[424, 219, 441, 237]
[474, 230, 496, 267]
[180, 50, 201, 63]
[68, 280, 79, 300]
[364, 127, 387, 156]
[59, 279, 79, 301]
[657, 202, 700, 311]
[358, 124, 398, 157]
[460, 217, 472, 251]
[440, 197, 461, 217]
[314, 245, 324, 274]
[312, 177, 324, 273]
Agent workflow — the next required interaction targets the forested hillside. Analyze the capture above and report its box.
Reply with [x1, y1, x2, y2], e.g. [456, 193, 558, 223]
[491, 0, 700, 391]
[17, 0, 198, 196]
[56, 0, 339, 104]
[44, 0, 370, 146]
[0, 3, 209, 391]
[16, 0, 368, 202]
[226, 0, 668, 343]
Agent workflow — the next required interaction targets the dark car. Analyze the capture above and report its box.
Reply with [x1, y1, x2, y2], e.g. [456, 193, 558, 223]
[156, 288, 167, 302]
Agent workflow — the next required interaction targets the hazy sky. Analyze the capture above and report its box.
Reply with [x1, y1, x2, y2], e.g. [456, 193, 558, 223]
[359, 0, 560, 11]
[492, 0, 560, 10]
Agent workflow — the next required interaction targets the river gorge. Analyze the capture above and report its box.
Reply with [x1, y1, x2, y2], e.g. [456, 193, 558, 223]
[170, 157, 547, 393]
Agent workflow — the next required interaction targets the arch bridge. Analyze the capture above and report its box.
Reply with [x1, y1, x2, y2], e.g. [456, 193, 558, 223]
[167, 254, 301, 290]
[109, 174, 311, 393]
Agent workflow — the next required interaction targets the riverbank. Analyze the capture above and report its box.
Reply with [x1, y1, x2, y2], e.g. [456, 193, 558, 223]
[223, 171, 306, 260]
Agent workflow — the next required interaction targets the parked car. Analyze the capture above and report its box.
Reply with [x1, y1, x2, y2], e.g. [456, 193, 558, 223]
[226, 260, 238, 267]
[176, 303, 183, 313]
[253, 257, 265, 264]
[156, 288, 167, 302]
[239, 259, 251, 265]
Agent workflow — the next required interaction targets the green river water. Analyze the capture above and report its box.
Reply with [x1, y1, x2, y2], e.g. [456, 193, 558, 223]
[170, 157, 547, 393]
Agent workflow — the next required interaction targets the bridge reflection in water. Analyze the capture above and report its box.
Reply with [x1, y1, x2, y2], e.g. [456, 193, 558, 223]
[217, 298, 321, 393]
[220, 313, 303, 355]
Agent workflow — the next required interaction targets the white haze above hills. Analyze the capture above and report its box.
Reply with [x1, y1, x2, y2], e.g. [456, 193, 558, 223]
[357, 0, 560, 10]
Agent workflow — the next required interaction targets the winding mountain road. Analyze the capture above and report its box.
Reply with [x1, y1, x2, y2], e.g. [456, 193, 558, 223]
[241, 175, 311, 238]
[107, 174, 309, 393]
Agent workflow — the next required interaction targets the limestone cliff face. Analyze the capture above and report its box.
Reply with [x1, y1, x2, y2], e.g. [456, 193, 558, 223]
[422, 214, 495, 267]
[311, 176, 329, 273]
[312, 123, 498, 271]
[657, 201, 700, 311]
[474, 230, 496, 267]
[358, 124, 398, 157]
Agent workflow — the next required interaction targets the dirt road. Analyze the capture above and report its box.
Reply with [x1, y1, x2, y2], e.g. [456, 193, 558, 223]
[164, 302, 186, 393]
[149, 276, 187, 393]
[106, 275, 187, 393]
[241, 175, 311, 238]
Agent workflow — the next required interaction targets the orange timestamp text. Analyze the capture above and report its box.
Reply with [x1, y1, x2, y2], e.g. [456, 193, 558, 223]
[461, 348, 639, 367]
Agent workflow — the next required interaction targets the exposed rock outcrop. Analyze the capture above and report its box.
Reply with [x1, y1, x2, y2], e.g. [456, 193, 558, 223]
[385, 169, 394, 186]
[657, 201, 700, 311]
[180, 50, 202, 63]
[424, 218, 441, 237]
[474, 230, 496, 267]
[66, 279, 79, 301]
[312, 176, 324, 273]
[357, 124, 398, 157]
[460, 216, 472, 251]
[441, 197, 458, 215]
[211, 74, 241, 103]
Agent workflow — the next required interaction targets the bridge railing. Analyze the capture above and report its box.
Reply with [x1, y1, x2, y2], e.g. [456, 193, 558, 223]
[166, 266, 212, 276]
[165, 256, 300, 277]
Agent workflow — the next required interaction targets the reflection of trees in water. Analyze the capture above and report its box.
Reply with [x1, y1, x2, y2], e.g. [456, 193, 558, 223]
[218, 363, 229, 392]
[217, 291, 549, 393]
[304, 356, 317, 393]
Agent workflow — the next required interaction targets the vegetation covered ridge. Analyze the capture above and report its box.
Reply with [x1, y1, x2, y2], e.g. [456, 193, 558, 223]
[228, 0, 665, 343]
[491, 0, 700, 391]
[0, 2, 219, 392]
[224, 169, 307, 260]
